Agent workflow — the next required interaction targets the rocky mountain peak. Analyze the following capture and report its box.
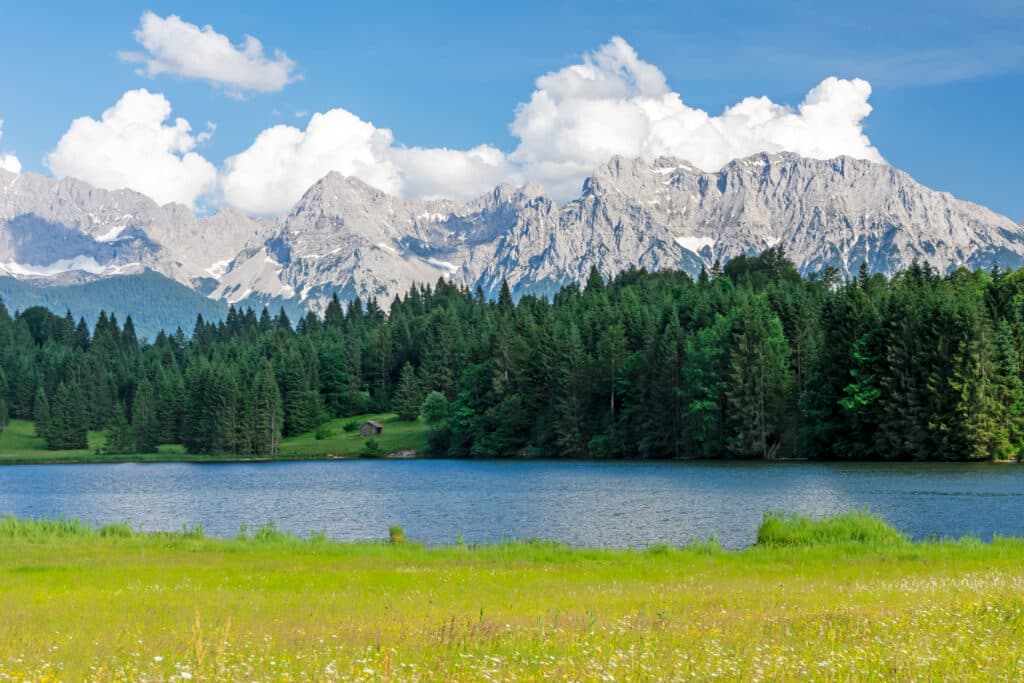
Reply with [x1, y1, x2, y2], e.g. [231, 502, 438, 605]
[3, 153, 1023, 318]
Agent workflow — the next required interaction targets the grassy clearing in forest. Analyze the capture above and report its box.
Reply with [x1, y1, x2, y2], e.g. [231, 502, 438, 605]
[0, 413, 428, 464]
[0, 419, 107, 461]
[278, 412, 430, 457]
[1, 512, 1023, 681]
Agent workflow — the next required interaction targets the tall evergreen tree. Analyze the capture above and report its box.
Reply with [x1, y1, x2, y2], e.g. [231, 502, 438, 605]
[0, 367, 8, 432]
[104, 402, 135, 455]
[725, 296, 792, 458]
[252, 364, 284, 455]
[393, 362, 422, 421]
[33, 386, 50, 440]
[48, 380, 88, 450]
[132, 378, 160, 453]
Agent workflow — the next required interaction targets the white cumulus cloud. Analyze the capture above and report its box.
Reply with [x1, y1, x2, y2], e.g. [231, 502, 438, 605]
[391, 144, 513, 201]
[220, 109, 512, 214]
[120, 12, 298, 96]
[0, 120, 21, 174]
[221, 36, 882, 212]
[45, 37, 885, 215]
[46, 89, 217, 208]
[509, 37, 883, 199]
[220, 109, 402, 215]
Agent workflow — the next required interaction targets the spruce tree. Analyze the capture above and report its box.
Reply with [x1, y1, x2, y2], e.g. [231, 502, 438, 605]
[0, 368, 8, 432]
[48, 381, 88, 450]
[132, 378, 161, 453]
[552, 322, 589, 457]
[393, 362, 422, 421]
[252, 365, 283, 455]
[104, 403, 136, 455]
[318, 338, 350, 416]
[33, 386, 50, 440]
[725, 296, 793, 458]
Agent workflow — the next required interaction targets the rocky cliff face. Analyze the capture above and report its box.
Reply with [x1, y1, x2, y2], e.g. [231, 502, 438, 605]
[3, 153, 1023, 315]
[220, 153, 1024, 308]
[0, 169, 266, 285]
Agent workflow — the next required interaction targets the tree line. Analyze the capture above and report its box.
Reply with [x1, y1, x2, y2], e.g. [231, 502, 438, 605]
[1, 248, 1023, 460]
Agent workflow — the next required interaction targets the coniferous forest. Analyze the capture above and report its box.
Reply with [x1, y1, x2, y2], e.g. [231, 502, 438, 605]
[2, 248, 1024, 461]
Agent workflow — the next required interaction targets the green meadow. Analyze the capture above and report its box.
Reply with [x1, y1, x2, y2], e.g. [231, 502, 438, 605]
[278, 413, 430, 458]
[0, 413, 428, 464]
[1, 512, 1023, 681]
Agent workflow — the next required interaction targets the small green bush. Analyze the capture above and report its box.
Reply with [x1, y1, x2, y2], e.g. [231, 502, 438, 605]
[389, 525, 406, 544]
[315, 424, 333, 440]
[362, 438, 382, 457]
[342, 420, 360, 433]
[757, 511, 905, 547]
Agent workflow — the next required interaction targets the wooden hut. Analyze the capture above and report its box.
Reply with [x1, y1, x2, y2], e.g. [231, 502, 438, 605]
[359, 420, 384, 437]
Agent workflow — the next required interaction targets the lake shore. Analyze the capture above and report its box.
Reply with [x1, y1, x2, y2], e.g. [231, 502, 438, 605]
[1, 512, 1022, 681]
[5, 413, 1024, 466]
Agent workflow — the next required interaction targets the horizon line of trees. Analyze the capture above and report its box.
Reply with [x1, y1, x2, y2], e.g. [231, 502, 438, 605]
[2, 248, 1024, 461]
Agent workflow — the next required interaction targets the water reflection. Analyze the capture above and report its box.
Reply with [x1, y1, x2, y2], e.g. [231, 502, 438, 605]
[0, 460, 1022, 548]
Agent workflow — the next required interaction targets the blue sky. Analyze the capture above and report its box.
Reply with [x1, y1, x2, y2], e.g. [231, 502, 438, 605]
[1, 1, 1021, 219]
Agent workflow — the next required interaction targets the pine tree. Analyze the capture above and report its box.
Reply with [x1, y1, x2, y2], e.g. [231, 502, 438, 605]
[157, 371, 185, 444]
[325, 293, 345, 328]
[48, 381, 88, 450]
[104, 403, 136, 455]
[318, 338, 350, 416]
[74, 316, 91, 350]
[0, 367, 8, 432]
[252, 364, 284, 455]
[33, 386, 50, 439]
[132, 378, 160, 453]
[644, 312, 684, 458]
[725, 296, 793, 458]
[497, 280, 514, 313]
[682, 313, 732, 457]
[595, 322, 626, 427]
[274, 341, 321, 438]
[584, 266, 605, 295]
[552, 322, 589, 457]
[393, 362, 422, 421]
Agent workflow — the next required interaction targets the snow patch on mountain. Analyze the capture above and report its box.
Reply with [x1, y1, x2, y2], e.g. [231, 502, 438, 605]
[3, 154, 1024, 315]
[674, 236, 715, 254]
[0, 257, 143, 277]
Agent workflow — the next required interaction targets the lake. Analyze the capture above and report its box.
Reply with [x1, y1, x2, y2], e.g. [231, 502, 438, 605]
[1, 460, 1023, 548]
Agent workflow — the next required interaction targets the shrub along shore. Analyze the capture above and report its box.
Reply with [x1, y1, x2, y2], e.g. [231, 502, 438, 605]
[1, 512, 1023, 681]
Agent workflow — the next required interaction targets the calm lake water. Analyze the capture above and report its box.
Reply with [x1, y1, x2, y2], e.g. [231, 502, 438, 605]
[1, 460, 1023, 548]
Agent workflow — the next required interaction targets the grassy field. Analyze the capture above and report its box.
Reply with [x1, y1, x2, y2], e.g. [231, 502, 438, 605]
[1, 512, 1024, 681]
[278, 413, 430, 457]
[0, 419, 109, 462]
[0, 413, 429, 464]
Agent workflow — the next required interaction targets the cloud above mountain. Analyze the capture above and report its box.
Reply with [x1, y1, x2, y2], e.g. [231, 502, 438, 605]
[218, 37, 881, 213]
[0, 121, 21, 174]
[46, 89, 217, 208]
[45, 36, 883, 214]
[220, 110, 512, 214]
[508, 37, 883, 199]
[119, 12, 299, 96]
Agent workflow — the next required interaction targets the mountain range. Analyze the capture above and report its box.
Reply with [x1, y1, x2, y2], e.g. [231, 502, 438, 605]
[1, 153, 1022, 336]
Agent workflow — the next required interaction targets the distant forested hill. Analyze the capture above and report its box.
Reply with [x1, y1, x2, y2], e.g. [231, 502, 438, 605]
[0, 271, 226, 339]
